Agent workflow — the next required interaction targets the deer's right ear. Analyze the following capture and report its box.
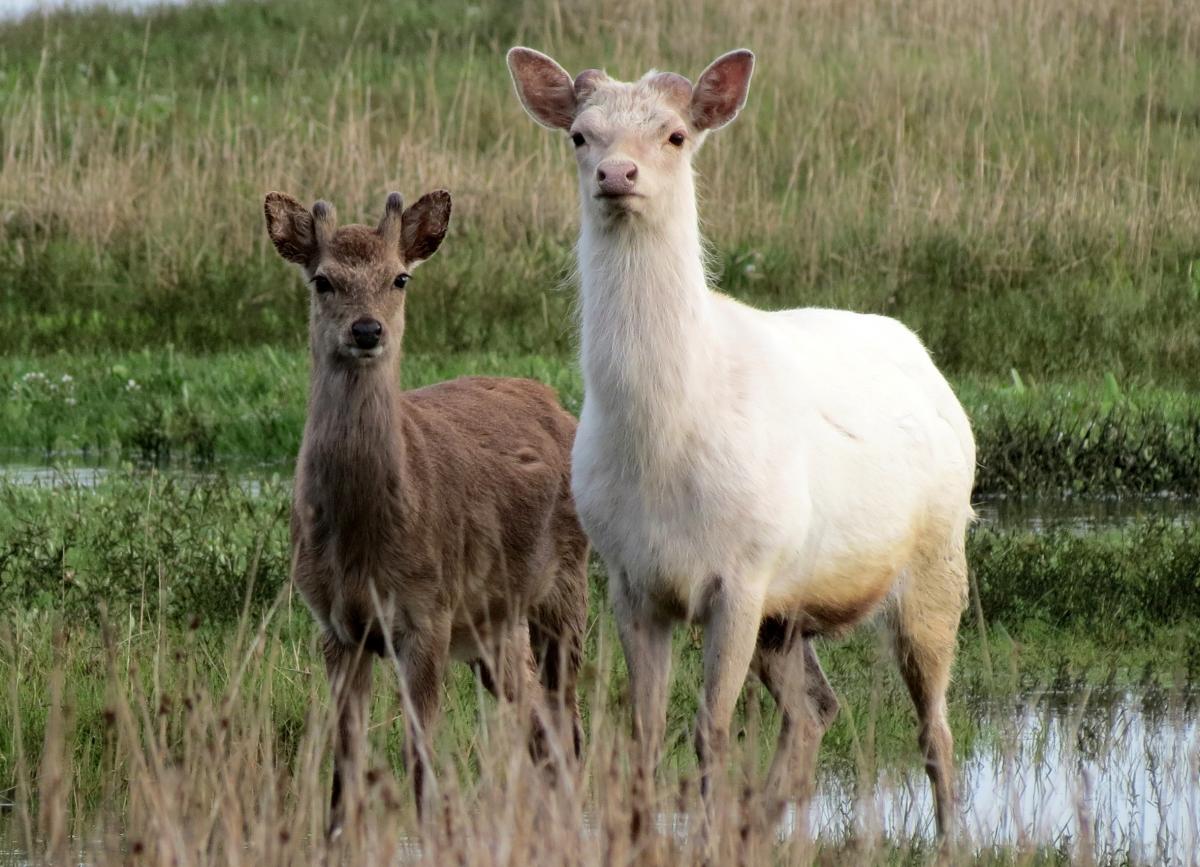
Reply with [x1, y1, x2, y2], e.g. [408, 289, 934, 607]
[507, 47, 576, 130]
[264, 192, 317, 266]
[401, 190, 452, 267]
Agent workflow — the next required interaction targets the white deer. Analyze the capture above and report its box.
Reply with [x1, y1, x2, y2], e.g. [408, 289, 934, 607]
[508, 47, 976, 835]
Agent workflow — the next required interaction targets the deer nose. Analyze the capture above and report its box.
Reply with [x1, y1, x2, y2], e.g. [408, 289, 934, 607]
[351, 318, 382, 350]
[596, 160, 638, 196]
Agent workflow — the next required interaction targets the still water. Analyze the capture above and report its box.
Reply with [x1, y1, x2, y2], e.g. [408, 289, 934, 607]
[4, 451, 1198, 534]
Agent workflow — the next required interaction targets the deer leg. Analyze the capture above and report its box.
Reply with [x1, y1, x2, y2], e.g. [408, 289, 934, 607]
[391, 625, 449, 818]
[493, 619, 557, 763]
[754, 620, 839, 819]
[891, 539, 967, 841]
[529, 559, 587, 764]
[695, 579, 765, 799]
[323, 634, 374, 840]
[894, 615, 959, 840]
[611, 571, 675, 779]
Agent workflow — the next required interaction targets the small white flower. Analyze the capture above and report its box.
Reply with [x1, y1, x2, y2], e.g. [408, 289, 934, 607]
[126, 379, 141, 392]
[61, 374, 73, 384]
[65, 397, 77, 406]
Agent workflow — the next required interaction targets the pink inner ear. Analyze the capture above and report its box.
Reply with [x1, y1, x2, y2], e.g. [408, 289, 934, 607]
[514, 52, 577, 128]
[691, 52, 753, 131]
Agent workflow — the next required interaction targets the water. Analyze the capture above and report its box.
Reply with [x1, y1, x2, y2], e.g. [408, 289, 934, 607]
[0, 451, 289, 495]
[3, 452, 1197, 533]
[975, 494, 1198, 534]
[801, 691, 1200, 865]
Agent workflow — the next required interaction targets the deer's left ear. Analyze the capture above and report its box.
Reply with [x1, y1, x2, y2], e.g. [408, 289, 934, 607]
[401, 190, 452, 267]
[508, 47, 578, 130]
[691, 49, 755, 132]
[264, 192, 318, 266]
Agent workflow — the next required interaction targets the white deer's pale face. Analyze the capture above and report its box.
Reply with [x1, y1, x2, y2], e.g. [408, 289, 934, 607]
[569, 78, 699, 224]
[508, 47, 755, 226]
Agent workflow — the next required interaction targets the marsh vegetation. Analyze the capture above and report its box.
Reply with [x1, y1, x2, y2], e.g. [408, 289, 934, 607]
[1, 0, 1198, 863]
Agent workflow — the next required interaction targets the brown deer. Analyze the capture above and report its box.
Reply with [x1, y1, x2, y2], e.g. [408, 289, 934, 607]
[264, 189, 589, 835]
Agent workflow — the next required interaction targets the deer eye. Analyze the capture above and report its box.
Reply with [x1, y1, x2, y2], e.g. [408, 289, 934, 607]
[312, 275, 334, 294]
[571, 132, 586, 147]
[393, 273, 410, 290]
[668, 131, 686, 147]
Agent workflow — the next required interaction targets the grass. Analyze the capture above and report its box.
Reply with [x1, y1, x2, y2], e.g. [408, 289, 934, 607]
[0, 0, 1199, 379]
[4, 349, 1200, 496]
[1, 533, 1197, 865]
[5, 469, 1200, 637]
[2, 0, 1199, 861]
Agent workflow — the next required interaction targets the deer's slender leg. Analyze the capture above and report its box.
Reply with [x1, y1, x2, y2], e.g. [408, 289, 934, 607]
[753, 620, 839, 817]
[391, 622, 450, 817]
[323, 634, 374, 840]
[695, 579, 765, 798]
[611, 570, 675, 777]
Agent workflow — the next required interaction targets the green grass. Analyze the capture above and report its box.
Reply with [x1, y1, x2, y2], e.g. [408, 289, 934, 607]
[1, 0, 1199, 379]
[4, 349, 1200, 495]
[4, 469, 1198, 633]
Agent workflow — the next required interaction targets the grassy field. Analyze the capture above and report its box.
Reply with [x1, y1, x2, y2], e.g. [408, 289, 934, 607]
[1, 0, 1199, 379]
[2, 0, 1199, 862]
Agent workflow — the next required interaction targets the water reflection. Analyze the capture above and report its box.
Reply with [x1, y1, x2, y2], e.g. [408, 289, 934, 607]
[975, 494, 1197, 533]
[3, 453, 1196, 533]
[799, 691, 1200, 865]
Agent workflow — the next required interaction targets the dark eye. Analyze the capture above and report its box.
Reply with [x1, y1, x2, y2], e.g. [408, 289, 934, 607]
[312, 275, 334, 294]
[393, 273, 410, 290]
[668, 131, 686, 147]
[571, 132, 586, 147]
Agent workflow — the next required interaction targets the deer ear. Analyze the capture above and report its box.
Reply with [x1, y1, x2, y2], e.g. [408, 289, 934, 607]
[264, 192, 317, 265]
[507, 47, 577, 130]
[690, 49, 755, 131]
[401, 190, 452, 267]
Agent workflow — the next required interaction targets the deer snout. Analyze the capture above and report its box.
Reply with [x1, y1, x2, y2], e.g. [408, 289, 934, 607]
[351, 318, 383, 350]
[596, 160, 638, 197]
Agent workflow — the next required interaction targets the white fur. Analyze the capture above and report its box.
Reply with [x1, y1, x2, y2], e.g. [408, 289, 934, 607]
[566, 94, 975, 622]
[509, 50, 976, 822]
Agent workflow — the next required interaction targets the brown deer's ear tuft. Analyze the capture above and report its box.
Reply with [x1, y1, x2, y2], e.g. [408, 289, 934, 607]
[401, 190, 452, 267]
[690, 49, 755, 132]
[264, 192, 317, 266]
[507, 47, 577, 130]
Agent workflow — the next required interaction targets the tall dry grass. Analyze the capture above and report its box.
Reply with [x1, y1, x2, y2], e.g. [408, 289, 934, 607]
[4, 602, 1198, 866]
[0, 0, 1198, 373]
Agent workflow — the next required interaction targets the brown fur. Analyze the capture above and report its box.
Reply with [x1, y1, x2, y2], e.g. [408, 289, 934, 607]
[265, 190, 589, 834]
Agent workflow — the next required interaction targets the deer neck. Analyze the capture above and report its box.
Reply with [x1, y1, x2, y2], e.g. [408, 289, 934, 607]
[303, 352, 408, 526]
[577, 186, 720, 446]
